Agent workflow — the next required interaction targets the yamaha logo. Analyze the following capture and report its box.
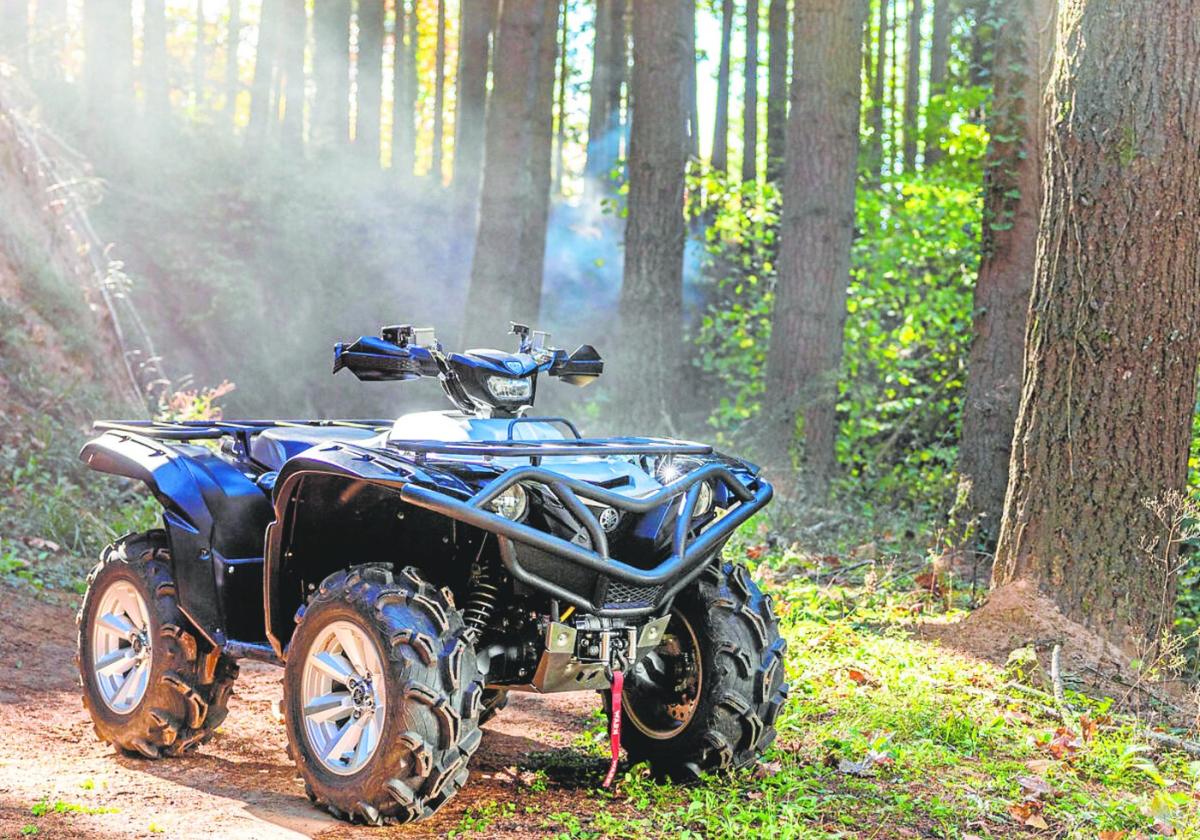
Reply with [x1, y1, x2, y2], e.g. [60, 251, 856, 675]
[505, 360, 525, 373]
[598, 506, 620, 532]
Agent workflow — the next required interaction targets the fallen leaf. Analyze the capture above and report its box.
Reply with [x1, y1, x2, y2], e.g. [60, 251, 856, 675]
[745, 544, 768, 560]
[1017, 774, 1057, 800]
[846, 667, 879, 687]
[752, 759, 782, 779]
[1098, 831, 1127, 840]
[21, 536, 60, 552]
[1080, 715, 1098, 743]
[1008, 800, 1049, 830]
[1046, 726, 1082, 761]
[1024, 758, 1055, 774]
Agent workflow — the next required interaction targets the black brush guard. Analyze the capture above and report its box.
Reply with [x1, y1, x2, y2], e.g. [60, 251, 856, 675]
[393, 441, 773, 617]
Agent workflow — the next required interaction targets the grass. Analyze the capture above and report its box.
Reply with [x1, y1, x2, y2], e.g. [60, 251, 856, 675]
[515, 557, 1200, 839]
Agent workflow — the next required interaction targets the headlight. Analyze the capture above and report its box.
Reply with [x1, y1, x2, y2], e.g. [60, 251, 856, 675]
[693, 481, 714, 517]
[486, 375, 533, 401]
[489, 484, 528, 520]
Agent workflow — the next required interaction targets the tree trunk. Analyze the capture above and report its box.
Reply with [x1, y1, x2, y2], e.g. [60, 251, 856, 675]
[762, 0, 868, 496]
[142, 0, 170, 125]
[618, 0, 689, 431]
[83, 0, 134, 124]
[517, 0, 560, 307]
[923, 0, 949, 163]
[553, 0, 569, 194]
[452, 0, 496, 204]
[193, 0, 207, 109]
[248, 0, 282, 144]
[866, 0, 888, 180]
[225, 0, 242, 126]
[957, 0, 1054, 546]
[32, 0, 67, 78]
[711, 0, 733, 174]
[741, 0, 759, 184]
[684, 0, 699, 160]
[992, 0, 1200, 651]
[355, 0, 384, 165]
[765, 0, 787, 181]
[312, 0, 350, 150]
[584, 0, 627, 201]
[392, 1, 416, 176]
[902, 0, 922, 171]
[464, 0, 557, 346]
[431, 0, 447, 182]
[0, 0, 28, 69]
[279, 0, 306, 150]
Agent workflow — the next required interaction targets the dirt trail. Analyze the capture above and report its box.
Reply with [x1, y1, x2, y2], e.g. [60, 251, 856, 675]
[0, 584, 624, 839]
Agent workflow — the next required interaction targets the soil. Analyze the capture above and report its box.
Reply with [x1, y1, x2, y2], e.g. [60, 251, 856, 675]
[0, 583, 631, 839]
[919, 580, 1196, 725]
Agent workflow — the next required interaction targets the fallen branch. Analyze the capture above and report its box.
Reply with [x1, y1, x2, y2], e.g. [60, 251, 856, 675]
[1142, 730, 1200, 760]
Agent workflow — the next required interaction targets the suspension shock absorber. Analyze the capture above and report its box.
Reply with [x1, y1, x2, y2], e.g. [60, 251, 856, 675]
[462, 537, 499, 640]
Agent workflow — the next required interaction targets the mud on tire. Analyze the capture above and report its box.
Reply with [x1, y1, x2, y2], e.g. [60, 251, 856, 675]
[607, 560, 789, 780]
[77, 530, 240, 758]
[283, 564, 484, 825]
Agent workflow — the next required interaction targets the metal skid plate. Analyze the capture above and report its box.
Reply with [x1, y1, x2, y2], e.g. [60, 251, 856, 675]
[523, 615, 671, 694]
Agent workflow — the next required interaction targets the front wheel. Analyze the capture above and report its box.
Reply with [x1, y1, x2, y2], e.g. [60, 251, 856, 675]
[606, 561, 789, 780]
[283, 564, 484, 825]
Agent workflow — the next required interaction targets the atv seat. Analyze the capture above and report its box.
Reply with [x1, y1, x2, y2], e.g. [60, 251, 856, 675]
[250, 426, 382, 472]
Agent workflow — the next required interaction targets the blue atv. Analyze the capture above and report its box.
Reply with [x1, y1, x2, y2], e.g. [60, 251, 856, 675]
[76, 324, 785, 825]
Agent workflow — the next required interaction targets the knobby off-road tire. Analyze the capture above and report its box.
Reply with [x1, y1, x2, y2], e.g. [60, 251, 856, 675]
[479, 688, 509, 724]
[77, 530, 240, 758]
[283, 564, 485, 825]
[607, 560, 789, 781]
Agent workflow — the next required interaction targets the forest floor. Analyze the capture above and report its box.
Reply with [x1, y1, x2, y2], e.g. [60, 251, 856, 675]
[3, 554, 1200, 840]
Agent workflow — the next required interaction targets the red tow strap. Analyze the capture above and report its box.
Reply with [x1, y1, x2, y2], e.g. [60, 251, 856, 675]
[602, 670, 624, 789]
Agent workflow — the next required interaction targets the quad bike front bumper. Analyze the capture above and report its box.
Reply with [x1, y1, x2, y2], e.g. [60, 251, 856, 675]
[398, 454, 773, 618]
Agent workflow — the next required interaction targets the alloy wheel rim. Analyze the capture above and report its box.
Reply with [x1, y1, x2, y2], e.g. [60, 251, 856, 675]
[623, 611, 703, 740]
[90, 579, 153, 714]
[300, 620, 387, 776]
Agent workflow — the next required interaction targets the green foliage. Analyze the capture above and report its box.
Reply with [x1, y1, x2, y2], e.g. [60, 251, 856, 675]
[692, 87, 987, 517]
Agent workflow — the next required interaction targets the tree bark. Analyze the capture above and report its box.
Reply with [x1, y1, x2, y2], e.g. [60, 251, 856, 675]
[32, 0, 66, 79]
[278, 0, 306, 150]
[684, 0, 700, 160]
[618, 0, 689, 430]
[584, 0, 627, 202]
[312, 0, 350, 150]
[464, 0, 557, 346]
[763, 0, 868, 496]
[452, 0, 496, 205]
[83, 0, 134, 124]
[711, 0, 733, 174]
[741, 0, 759, 184]
[957, 0, 1053, 546]
[902, 0, 922, 171]
[193, 0, 207, 109]
[355, 0, 385, 165]
[866, 0, 888, 180]
[142, 0, 170, 125]
[517, 0, 560, 308]
[431, 0, 447, 182]
[553, 0, 569, 194]
[392, 1, 416, 176]
[225, 0, 242, 126]
[923, 0, 949, 163]
[765, 0, 787, 181]
[992, 0, 1200, 651]
[248, 0, 282, 144]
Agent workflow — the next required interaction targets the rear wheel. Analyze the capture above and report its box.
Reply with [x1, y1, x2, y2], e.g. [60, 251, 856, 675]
[284, 564, 484, 825]
[606, 561, 788, 780]
[77, 531, 239, 758]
